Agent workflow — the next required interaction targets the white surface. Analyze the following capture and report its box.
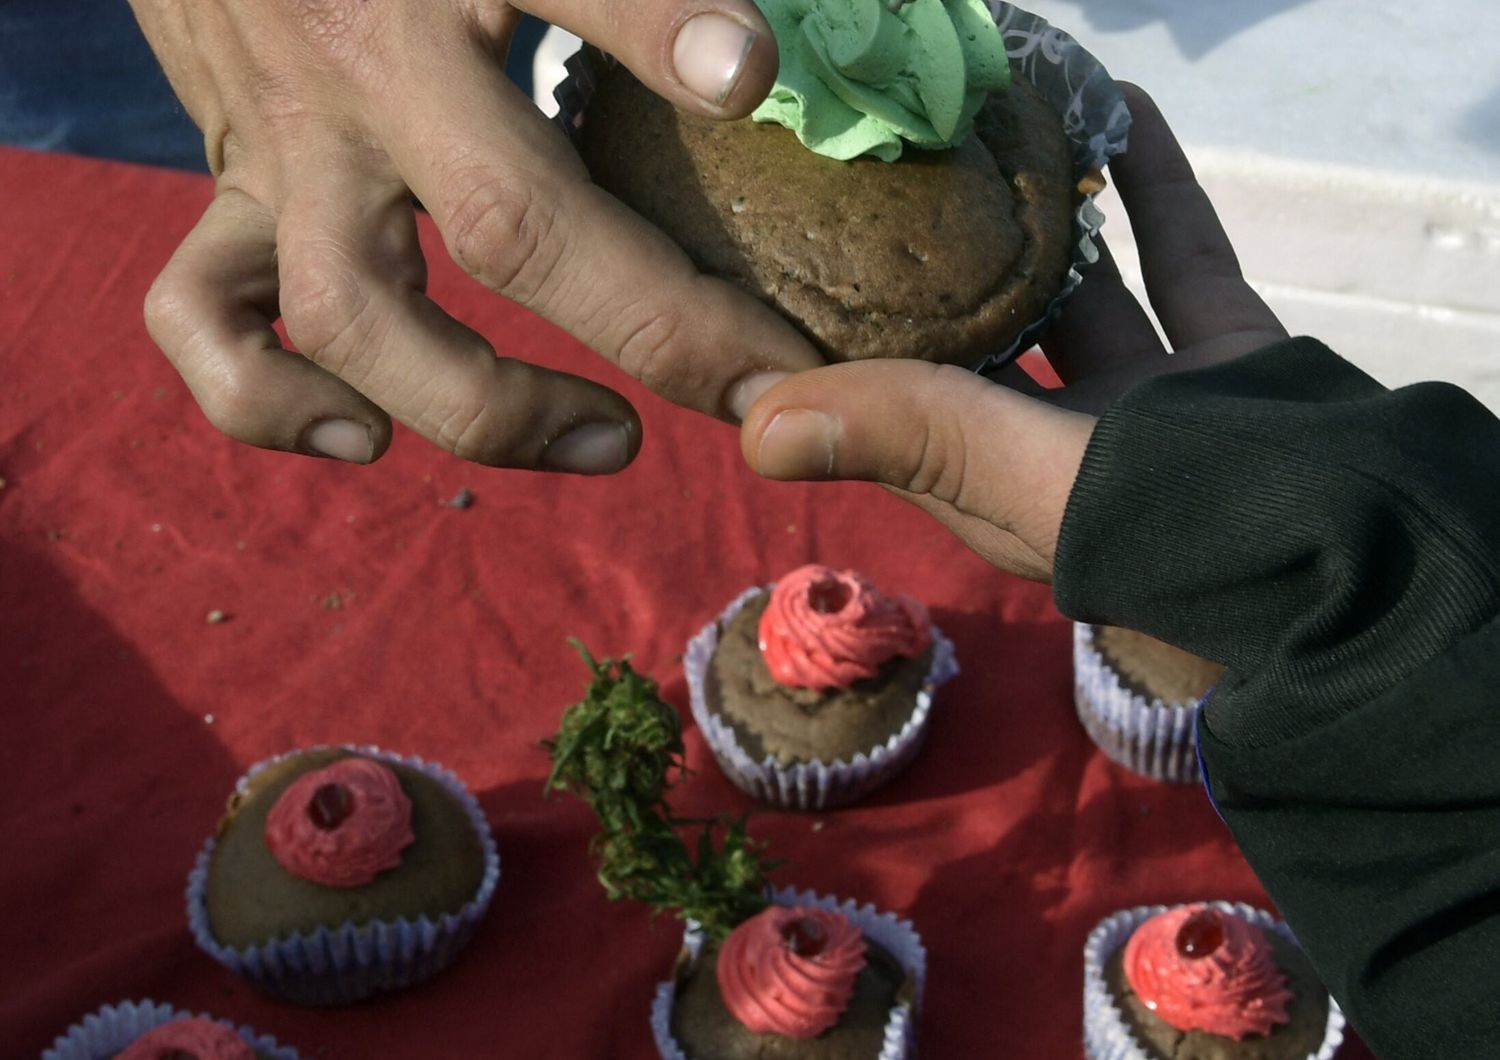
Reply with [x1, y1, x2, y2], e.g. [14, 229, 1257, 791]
[1022, 0, 1500, 183]
[1019, 0, 1500, 409]
[534, 2, 1500, 408]
[1094, 151, 1500, 408]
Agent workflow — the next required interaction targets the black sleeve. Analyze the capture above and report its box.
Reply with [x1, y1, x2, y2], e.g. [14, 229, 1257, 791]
[1052, 336, 1500, 1058]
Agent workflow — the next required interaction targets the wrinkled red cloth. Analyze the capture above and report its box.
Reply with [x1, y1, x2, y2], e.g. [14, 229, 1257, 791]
[0, 147, 1372, 1058]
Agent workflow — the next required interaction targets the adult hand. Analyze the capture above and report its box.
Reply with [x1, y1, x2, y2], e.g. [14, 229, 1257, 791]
[738, 84, 1288, 581]
[129, 0, 823, 471]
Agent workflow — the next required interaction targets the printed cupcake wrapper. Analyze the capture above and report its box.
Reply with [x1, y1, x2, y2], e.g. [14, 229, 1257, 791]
[1082, 902, 1346, 1060]
[42, 998, 299, 1060]
[685, 585, 959, 811]
[1073, 622, 1204, 785]
[551, 3, 1128, 376]
[186, 745, 500, 1006]
[651, 885, 926, 1060]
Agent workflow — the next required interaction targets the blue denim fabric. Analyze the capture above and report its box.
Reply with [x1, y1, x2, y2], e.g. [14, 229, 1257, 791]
[0, 1, 547, 172]
[0, 0, 203, 169]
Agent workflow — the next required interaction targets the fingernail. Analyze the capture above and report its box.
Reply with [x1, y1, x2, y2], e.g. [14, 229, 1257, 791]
[304, 419, 374, 464]
[674, 13, 757, 106]
[755, 409, 838, 479]
[542, 422, 630, 475]
[728, 370, 790, 422]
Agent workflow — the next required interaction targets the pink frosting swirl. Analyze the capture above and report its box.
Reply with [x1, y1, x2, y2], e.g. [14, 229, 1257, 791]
[115, 1017, 254, 1060]
[1123, 905, 1294, 1039]
[716, 905, 868, 1038]
[264, 756, 415, 887]
[758, 565, 931, 690]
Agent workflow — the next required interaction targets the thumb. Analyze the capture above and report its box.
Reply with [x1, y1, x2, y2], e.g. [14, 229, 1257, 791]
[739, 361, 1096, 578]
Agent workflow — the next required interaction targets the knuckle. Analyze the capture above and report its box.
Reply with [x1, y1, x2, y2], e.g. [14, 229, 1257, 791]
[253, 76, 309, 130]
[904, 365, 971, 502]
[613, 308, 688, 392]
[436, 393, 511, 467]
[195, 366, 268, 442]
[142, 271, 188, 347]
[443, 175, 564, 301]
[278, 246, 372, 372]
[1161, 208, 1243, 281]
[279, 0, 380, 65]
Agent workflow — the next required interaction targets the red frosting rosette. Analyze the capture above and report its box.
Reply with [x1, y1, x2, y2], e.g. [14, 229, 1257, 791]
[758, 565, 931, 690]
[264, 757, 415, 887]
[716, 905, 869, 1038]
[115, 1017, 255, 1060]
[1123, 905, 1294, 1039]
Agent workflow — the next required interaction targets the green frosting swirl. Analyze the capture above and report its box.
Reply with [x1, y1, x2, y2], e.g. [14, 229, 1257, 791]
[751, 0, 1011, 162]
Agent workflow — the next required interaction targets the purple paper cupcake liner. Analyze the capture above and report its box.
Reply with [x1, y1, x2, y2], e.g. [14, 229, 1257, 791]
[1083, 902, 1346, 1060]
[186, 745, 500, 1006]
[1073, 623, 1205, 785]
[551, 3, 1129, 377]
[685, 586, 959, 811]
[42, 999, 299, 1060]
[651, 885, 926, 1060]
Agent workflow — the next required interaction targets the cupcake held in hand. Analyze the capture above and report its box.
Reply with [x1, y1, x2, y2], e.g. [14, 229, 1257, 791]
[1083, 902, 1345, 1060]
[545, 645, 925, 1059]
[568, 0, 1127, 372]
[687, 564, 957, 809]
[187, 747, 499, 1005]
[42, 1000, 298, 1060]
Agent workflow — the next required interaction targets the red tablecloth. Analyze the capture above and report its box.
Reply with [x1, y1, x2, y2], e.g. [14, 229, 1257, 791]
[0, 147, 1371, 1058]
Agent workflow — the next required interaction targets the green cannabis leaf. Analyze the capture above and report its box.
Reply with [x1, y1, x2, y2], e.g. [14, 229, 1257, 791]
[543, 639, 775, 940]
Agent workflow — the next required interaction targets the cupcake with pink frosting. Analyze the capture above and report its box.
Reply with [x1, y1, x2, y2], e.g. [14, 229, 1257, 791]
[546, 647, 925, 1060]
[42, 1000, 298, 1060]
[1083, 902, 1345, 1060]
[186, 746, 499, 1005]
[685, 565, 958, 810]
[657, 887, 924, 1060]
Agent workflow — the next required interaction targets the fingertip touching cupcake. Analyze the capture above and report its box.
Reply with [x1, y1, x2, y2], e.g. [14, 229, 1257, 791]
[187, 746, 499, 1005]
[687, 564, 958, 809]
[567, 0, 1127, 373]
[1084, 903, 1345, 1060]
[546, 644, 925, 1058]
[1073, 623, 1225, 784]
[42, 1001, 297, 1060]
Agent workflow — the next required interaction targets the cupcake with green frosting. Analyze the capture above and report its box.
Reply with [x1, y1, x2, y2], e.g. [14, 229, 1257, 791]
[752, 0, 1012, 162]
[544, 644, 926, 1059]
[562, 1, 1127, 372]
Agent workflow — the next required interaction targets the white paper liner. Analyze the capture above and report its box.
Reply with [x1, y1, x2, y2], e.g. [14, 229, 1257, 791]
[186, 745, 501, 1006]
[550, 3, 1130, 376]
[42, 999, 299, 1060]
[1082, 902, 1346, 1060]
[685, 586, 959, 811]
[1073, 623, 1205, 785]
[650, 886, 926, 1060]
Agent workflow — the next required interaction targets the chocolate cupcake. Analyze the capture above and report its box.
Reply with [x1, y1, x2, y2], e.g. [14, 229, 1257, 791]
[561, 2, 1129, 373]
[1083, 903, 1345, 1060]
[546, 648, 925, 1059]
[1073, 623, 1224, 784]
[42, 1000, 298, 1060]
[186, 746, 499, 1005]
[686, 565, 957, 810]
[656, 888, 924, 1060]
